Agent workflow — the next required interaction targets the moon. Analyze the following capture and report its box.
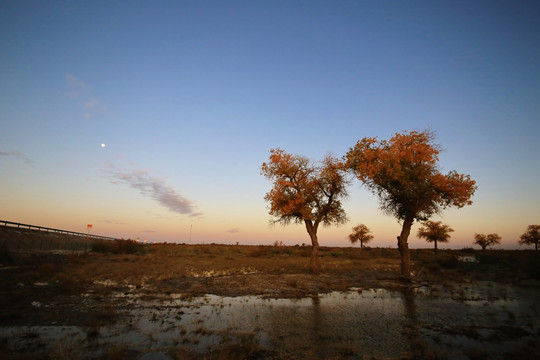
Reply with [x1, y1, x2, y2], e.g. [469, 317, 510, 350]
[101, 143, 106, 148]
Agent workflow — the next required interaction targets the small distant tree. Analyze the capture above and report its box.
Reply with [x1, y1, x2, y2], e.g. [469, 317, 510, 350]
[348, 224, 373, 248]
[417, 220, 454, 253]
[519, 225, 540, 251]
[473, 233, 501, 250]
[261, 148, 349, 274]
[346, 130, 477, 277]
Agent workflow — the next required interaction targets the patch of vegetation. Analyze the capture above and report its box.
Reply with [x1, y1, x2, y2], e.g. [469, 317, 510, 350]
[55, 272, 85, 294]
[0, 242, 12, 263]
[436, 256, 459, 269]
[101, 345, 135, 360]
[92, 239, 145, 254]
[411, 249, 540, 283]
[476, 252, 501, 265]
[524, 255, 540, 279]
[247, 245, 271, 257]
[296, 246, 312, 257]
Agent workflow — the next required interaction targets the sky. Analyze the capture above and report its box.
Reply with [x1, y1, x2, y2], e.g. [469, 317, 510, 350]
[1, 1, 539, 249]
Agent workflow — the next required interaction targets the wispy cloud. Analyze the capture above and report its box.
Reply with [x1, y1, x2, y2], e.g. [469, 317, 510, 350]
[65, 73, 87, 89]
[65, 75, 104, 119]
[99, 219, 128, 225]
[83, 98, 99, 109]
[227, 228, 240, 234]
[0, 150, 35, 166]
[105, 166, 202, 218]
[65, 73, 86, 98]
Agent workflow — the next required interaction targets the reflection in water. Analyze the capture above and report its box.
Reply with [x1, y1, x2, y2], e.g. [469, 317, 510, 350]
[401, 287, 423, 358]
[2, 283, 539, 359]
[261, 290, 409, 358]
[310, 296, 322, 357]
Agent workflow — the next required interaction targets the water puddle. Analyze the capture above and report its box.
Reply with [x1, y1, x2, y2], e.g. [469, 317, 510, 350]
[2, 282, 539, 359]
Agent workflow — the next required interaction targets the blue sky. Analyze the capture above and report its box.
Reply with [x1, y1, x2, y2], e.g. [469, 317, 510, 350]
[1, 1, 539, 249]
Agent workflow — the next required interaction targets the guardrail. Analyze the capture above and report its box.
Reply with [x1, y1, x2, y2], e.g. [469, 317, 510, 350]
[0, 220, 118, 241]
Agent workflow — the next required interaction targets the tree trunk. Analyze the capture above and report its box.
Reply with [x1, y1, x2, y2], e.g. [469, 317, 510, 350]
[398, 216, 414, 278]
[305, 220, 320, 274]
[434, 240, 438, 254]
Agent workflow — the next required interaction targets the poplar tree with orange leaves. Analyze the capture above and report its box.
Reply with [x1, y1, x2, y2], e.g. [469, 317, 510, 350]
[261, 148, 349, 274]
[417, 220, 454, 253]
[474, 233, 501, 250]
[348, 224, 374, 248]
[346, 130, 477, 278]
[519, 225, 540, 251]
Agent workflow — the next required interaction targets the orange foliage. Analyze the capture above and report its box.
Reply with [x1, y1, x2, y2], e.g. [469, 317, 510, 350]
[346, 129, 477, 277]
[417, 221, 454, 243]
[417, 220, 454, 252]
[346, 130, 477, 221]
[348, 224, 373, 248]
[261, 148, 349, 274]
[474, 233, 502, 250]
[519, 225, 540, 250]
[261, 148, 348, 227]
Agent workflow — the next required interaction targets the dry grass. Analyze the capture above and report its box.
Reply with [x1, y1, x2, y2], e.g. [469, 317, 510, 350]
[1, 239, 538, 313]
[0, 243, 406, 319]
[3, 243, 538, 291]
[65, 244, 403, 284]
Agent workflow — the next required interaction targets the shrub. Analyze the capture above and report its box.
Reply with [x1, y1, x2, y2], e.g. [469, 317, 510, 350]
[377, 247, 399, 258]
[476, 253, 499, 265]
[524, 256, 540, 279]
[0, 242, 12, 263]
[91, 241, 110, 253]
[270, 241, 294, 255]
[247, 246, 270, 257]
[114, 239, 144, 254]
[436, 255, 459, 269]
[92, 239, 145, 254]
[296, 246, 311, 257]
[37, 263, 59, 277]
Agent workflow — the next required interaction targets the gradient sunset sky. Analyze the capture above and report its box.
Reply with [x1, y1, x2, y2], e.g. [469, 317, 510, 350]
[1, 1, 539, 249]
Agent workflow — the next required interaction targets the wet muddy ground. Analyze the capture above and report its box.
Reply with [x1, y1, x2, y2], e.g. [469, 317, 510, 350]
[1, 241, 539, 359]
[2, 281, 539, 359]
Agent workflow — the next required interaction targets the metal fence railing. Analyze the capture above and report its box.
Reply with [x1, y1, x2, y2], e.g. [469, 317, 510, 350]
[0, 220, 117, 241]
[0, 220, 119, 253]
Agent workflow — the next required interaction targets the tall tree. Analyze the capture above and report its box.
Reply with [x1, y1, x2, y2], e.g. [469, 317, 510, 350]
[348, 224, 374, 248]
[261, 148, 349, 274]
[346, 130, 477, 277]
[473, 233, 501, 250]
[417, 220, 454, 253]
[519, 225, 540, 251]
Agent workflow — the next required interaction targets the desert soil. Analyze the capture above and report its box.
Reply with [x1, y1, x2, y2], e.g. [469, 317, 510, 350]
[1, 230, 539, 359]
